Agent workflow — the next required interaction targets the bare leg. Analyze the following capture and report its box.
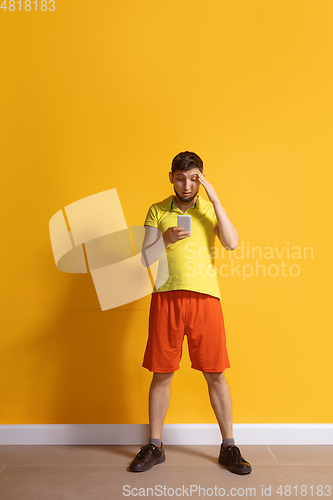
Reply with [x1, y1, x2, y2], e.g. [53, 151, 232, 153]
[149, 372, 174, 439]
[203, 371, 233, 440]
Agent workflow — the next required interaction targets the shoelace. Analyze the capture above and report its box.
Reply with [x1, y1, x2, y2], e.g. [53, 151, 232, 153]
[227, 445, 242, 463]
[134, 443, 156, 460]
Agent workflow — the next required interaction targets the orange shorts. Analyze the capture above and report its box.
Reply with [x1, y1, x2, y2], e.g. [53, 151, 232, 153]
[142, 290, 231, 373]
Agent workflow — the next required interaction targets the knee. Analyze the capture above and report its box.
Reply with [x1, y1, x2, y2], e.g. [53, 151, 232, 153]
[152, 372, 174, 385]
[203, 371, 225, 386]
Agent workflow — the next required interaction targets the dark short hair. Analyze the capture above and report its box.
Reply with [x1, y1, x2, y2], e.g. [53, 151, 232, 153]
[171, 151, 203, 175]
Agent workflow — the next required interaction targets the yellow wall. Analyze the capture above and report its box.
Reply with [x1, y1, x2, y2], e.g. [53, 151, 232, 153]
[1, 0, 332, 425]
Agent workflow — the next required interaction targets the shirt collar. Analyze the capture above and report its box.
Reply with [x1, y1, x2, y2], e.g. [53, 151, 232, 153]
[158, 194, 208, 212]
[171, 198, 197, 210]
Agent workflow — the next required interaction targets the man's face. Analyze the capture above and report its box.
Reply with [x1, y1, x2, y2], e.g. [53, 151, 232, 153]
[169, 168, 203, 204]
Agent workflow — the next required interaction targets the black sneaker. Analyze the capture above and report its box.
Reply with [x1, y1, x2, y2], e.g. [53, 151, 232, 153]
[129, 443, 166, 472]
[219, 444, 252, 475]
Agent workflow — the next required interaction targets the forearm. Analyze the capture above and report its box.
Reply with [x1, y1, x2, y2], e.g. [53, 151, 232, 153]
[141, 232, 167, 268]
[213, 199, 239, 250]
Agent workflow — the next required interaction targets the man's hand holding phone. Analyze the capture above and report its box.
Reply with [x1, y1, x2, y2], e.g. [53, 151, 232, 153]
[163, 226, 190, 247]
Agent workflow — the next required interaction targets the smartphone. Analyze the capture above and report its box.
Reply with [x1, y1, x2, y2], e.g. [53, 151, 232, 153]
[177, 214, 191, 236]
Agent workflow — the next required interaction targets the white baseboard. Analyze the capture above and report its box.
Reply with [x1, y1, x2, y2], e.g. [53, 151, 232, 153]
[0, 424, 332, 445]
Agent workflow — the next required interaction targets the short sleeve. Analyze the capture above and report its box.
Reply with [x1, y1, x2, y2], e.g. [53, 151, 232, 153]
[213, 208, 217, 227]
[144, 204, 158, 228]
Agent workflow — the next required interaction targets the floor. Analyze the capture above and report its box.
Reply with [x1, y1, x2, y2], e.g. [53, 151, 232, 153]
[0, 445, 332, 499]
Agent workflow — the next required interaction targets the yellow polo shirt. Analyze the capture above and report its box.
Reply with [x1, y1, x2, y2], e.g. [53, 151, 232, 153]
[144, 194, 221, 299]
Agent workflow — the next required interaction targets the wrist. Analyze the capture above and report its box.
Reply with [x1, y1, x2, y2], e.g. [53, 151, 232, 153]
[162, 232, 170, 247]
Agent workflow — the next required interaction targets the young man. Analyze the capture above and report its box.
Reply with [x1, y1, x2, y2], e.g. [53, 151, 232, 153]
[130, 151, 251, 475]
